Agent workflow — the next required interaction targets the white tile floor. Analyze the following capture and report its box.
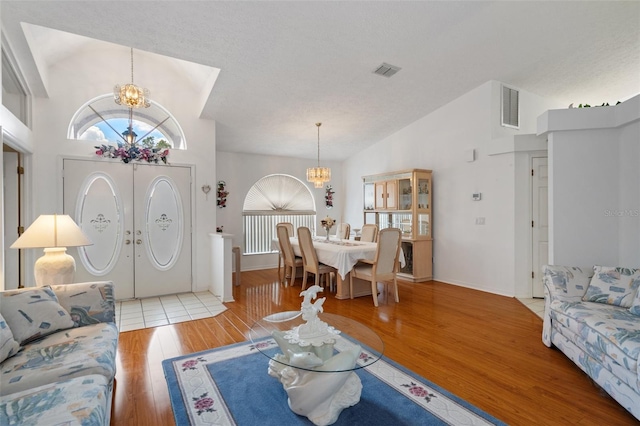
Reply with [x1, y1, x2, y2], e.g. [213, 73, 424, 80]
[517, 297, 545, 319]
[115, 291, 227, 332]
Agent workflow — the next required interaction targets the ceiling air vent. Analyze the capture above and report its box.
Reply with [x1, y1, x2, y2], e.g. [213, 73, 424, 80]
[373, 63, 401, 78]
[501, 85, 519, 129]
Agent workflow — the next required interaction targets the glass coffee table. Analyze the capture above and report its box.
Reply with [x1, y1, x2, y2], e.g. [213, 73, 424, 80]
[249, 308, 384, 426]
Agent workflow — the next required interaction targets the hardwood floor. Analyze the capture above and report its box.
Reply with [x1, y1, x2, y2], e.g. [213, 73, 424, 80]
[112, 269, 638, 425]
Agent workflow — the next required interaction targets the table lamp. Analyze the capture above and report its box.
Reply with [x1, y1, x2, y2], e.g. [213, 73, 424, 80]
[10, 214, 92, 286]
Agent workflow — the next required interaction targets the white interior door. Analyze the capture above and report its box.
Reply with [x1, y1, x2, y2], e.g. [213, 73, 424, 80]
[133, 164, 191, 298]
[3, 151, 19, 290]
[63, 159, 191, 300]
[63, 159, 135, 299]
[532, 157, 548, 298]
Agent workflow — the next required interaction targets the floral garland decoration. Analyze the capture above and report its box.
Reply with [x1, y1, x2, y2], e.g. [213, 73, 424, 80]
[217, 181, 229, 208]
[325, 185, 334, 209]
[95, 144, 169, 164]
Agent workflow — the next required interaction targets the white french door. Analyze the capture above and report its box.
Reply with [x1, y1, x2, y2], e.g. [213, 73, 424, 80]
[63, 159, 192, 299]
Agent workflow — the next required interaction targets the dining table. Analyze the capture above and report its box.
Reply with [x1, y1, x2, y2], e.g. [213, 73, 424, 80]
[273, 236, 404, 299]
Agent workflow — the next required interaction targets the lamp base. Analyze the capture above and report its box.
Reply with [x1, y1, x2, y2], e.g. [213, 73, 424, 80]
[34, 247, 76, 287]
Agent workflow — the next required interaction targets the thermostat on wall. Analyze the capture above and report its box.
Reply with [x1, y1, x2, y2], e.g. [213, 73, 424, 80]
[472, 193, 482, 201]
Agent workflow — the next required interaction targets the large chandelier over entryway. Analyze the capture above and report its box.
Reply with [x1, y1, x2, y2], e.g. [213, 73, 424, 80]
[306, 122, 331, 188]
[112, 47, 154, 146]
[114, 47, 150, 109]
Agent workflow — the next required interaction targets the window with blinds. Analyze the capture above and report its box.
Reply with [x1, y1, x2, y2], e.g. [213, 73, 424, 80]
[243, 174, 316, 255]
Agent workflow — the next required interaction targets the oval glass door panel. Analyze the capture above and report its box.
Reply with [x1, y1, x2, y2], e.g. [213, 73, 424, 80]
[76, 173, 124, 275]
[144, 176, 184, 270]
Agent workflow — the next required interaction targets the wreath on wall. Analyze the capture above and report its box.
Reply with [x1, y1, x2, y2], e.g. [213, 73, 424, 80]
[325, 185, 334, 209]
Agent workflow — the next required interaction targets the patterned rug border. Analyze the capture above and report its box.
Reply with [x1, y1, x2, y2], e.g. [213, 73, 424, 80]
[162, 336, 506, 425]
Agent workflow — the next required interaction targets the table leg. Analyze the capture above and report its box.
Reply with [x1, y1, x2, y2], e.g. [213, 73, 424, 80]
[335, 273, 349, 299]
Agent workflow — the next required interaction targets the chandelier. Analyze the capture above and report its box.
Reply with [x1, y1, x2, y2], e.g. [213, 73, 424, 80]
[306, 122, 331, 188]
[110, 47, 158, 146]
[114, 48, 150, 109]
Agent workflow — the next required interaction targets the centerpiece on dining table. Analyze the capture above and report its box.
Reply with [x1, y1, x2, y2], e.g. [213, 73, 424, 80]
[320, 216, 335, 241]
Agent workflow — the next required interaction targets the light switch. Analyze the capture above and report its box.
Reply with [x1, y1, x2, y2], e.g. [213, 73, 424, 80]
[472, 193, 482, 201]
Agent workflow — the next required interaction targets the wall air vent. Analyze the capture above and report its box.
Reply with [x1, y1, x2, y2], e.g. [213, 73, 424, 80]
[373, 63, 401, 78]
[501, 85, 519, 129]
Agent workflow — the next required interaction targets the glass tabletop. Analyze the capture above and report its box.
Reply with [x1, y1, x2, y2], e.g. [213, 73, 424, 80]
[249, 311, 384, 373]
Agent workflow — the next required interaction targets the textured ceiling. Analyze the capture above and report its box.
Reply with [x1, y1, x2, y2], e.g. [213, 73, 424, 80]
[2, 1, 639, 161]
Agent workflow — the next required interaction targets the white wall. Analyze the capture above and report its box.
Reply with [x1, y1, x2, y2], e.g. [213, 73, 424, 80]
[541, 95, 640, 266]
[216, 151, 343, 271]
[488, 82, 565, 297]
[342, 81, 563, 297]
[28, 45, 218, 291]
[619, 120, 640, 265]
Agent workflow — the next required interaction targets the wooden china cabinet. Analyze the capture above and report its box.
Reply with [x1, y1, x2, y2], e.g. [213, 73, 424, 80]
[363, 169, 432, 282]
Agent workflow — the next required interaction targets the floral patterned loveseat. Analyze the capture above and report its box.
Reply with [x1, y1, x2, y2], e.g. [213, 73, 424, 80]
[0, 281, 118, 425]
[542, 265, 640, 420]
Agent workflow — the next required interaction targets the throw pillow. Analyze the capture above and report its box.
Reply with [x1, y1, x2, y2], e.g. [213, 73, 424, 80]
[582, 266, 640, 308]
[629, 289, 640, 316]
[0, 312, 20, 362]
[0, 286, 74, 345]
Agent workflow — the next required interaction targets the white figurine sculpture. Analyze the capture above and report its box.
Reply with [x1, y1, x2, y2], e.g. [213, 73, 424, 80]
[268, 285, 363, 426]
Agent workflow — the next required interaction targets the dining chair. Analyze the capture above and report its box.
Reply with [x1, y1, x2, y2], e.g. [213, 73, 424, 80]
[359, 224, 378, 242]
[349, 227, 402, 307]
[276, 222, 295, 283]
[336, 223, 351, 240]
[277, 224, 302, 286]
[297, 226, 337, 291]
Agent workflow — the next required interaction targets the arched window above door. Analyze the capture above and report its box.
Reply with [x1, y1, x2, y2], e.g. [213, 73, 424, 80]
[67, 94, 187, 150]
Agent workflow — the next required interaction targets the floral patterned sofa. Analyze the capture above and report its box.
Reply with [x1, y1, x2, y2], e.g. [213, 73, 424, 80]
[0, 281, 118, 425]
[542, 265, 640, 420]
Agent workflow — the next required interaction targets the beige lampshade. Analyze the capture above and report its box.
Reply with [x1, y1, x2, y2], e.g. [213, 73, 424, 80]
[11, 214, 92, 249]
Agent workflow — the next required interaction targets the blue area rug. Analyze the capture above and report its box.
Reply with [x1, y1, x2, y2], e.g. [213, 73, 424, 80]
[162, 337, 506, 425]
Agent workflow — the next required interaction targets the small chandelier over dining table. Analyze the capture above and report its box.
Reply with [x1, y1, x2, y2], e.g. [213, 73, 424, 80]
[113, 47, 150, 145]
[307, 122, 331, 188]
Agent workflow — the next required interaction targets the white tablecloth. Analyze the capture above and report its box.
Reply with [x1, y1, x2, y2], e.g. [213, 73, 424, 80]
[273, 237, 404, 280]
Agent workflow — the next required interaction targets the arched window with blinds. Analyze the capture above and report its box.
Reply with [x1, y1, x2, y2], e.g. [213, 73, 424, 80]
[243, 174, 316, 255]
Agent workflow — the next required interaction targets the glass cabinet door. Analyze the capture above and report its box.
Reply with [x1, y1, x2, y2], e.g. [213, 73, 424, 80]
[364, 183, 375, 210]
[398, 178, 412, 210]
[417, 177, 430, 210]
[417, 213, 430, 237]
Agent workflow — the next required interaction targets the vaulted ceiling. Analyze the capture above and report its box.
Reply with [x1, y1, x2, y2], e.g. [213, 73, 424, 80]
[2, 1, 639, 161]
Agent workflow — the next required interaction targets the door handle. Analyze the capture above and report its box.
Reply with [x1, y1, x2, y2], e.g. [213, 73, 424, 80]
[136, 239, 142, 245]
[125, 239, 131, 245]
